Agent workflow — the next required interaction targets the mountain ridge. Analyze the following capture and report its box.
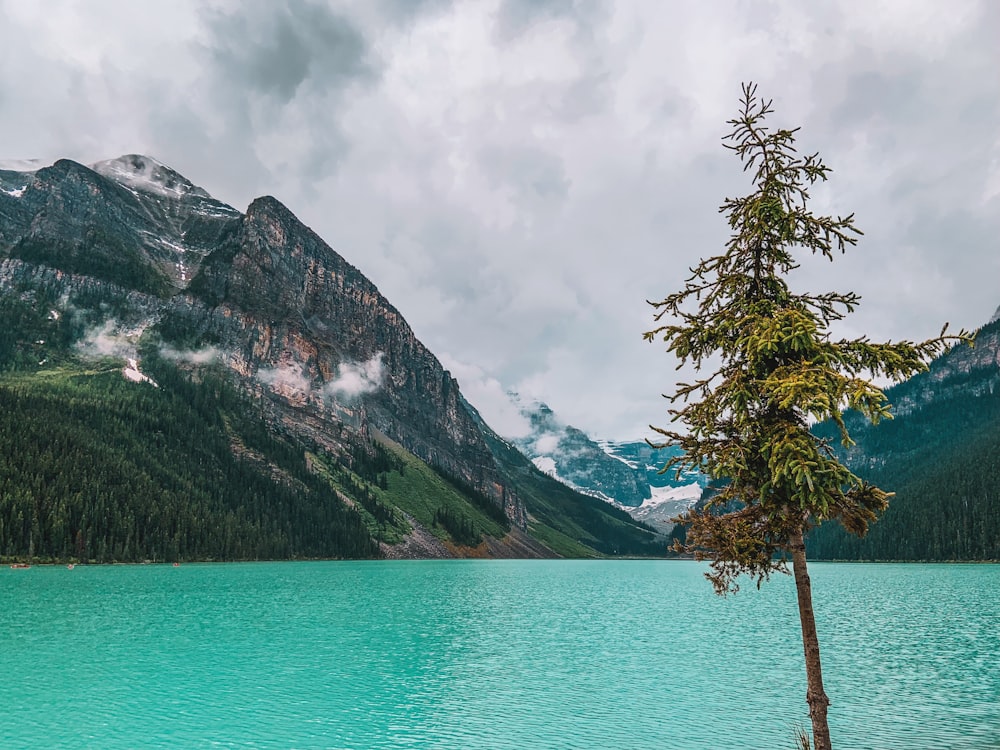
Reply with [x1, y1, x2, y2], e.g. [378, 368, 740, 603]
[503, 393, 704, 531]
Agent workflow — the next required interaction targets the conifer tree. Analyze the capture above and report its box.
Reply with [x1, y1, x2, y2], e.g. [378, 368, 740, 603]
[645, 83, 970, 749]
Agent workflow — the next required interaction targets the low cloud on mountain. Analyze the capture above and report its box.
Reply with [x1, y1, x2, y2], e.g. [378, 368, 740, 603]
[256, 353, 386, 402]
[322, 352, 385, 400]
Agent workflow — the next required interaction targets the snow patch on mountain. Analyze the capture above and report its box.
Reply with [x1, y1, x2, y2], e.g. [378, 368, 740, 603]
[140, 231, 194, 282]
[597, 439, 640, 468]
[193, 203, 241, 217]
[123, 358, 158, 387]
[624, 482, 702, 531]
[0, 162, 34, 197]
[638, 483, 703, 510]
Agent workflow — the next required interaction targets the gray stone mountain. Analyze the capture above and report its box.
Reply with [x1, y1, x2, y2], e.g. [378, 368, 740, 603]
[2, 156, 514, 517]
[180, 192, 526, 526]
[2, 155, 240, 295]
[508, 394, 651, 506]
[0, 155, 661, 558]
[507, 394, 704, 531]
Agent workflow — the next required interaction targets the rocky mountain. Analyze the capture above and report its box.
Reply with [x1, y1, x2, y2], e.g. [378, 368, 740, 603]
[0, 155, 661, 562]
[509, 394, 650, 505]
[507, 394, 703, 531]
[807, 316, 1000, 560]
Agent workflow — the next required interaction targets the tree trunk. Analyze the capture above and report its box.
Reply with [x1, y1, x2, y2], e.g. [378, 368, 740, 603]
[790, 524, 832, 750]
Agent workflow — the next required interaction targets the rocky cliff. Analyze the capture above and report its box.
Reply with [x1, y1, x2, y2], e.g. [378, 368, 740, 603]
[185, 194, 525, 526]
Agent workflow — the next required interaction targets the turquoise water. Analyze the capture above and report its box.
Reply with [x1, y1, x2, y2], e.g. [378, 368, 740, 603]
[1, 560, 997, 749]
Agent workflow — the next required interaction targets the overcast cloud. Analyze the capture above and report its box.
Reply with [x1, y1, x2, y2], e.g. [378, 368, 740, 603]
[2, 0, 998, 439]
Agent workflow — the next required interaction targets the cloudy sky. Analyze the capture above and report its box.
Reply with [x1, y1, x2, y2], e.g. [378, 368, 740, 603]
[2, 0, 998, 440]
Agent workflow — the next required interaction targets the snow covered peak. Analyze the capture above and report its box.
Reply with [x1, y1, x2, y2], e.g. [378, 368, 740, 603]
[90, 155, 212, 200]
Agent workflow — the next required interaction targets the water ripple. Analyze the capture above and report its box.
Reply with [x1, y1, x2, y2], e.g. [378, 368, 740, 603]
[1, 560, 997, 749]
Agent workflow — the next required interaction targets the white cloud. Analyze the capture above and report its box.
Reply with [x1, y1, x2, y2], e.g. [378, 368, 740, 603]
[159, 345, 222, 364]
[323, 353, 386, 400]
[75, 319, 139, 360]
[533, 433, 561, 454]
[439, 353, 533, 438]
[255, 354, 386, 403]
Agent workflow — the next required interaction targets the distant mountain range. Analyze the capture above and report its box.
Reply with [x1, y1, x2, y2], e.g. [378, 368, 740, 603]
[505, 393, 704, 531]
[0, 155, 661, 562]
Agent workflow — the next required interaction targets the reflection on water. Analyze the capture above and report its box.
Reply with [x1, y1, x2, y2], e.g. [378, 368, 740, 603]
[1, 560, 997, 749]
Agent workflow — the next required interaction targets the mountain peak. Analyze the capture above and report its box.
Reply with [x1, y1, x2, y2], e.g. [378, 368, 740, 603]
[90, 154, 212, 200]
[245, 194, 296, 221]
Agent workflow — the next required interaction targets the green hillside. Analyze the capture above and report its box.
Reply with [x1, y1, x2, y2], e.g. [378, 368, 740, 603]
[808, 337, 1000, 561]
[309, 434, 512, 549]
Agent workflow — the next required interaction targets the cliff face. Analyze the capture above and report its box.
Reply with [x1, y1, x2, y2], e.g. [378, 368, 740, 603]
[1, 156, 526, 527]
[888, 321, 1000, 418]
[186, 195, 525, 525]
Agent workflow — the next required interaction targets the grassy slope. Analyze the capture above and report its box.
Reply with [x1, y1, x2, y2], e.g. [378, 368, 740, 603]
[375, 436, 510, 542]
[307, 434, 514, 550]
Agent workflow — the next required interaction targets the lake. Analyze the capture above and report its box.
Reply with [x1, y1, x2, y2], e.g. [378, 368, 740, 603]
[1, 560, 997, 749]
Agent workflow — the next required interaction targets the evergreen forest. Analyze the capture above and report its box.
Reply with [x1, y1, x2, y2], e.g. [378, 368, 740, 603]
[0, 362, 381, 563]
